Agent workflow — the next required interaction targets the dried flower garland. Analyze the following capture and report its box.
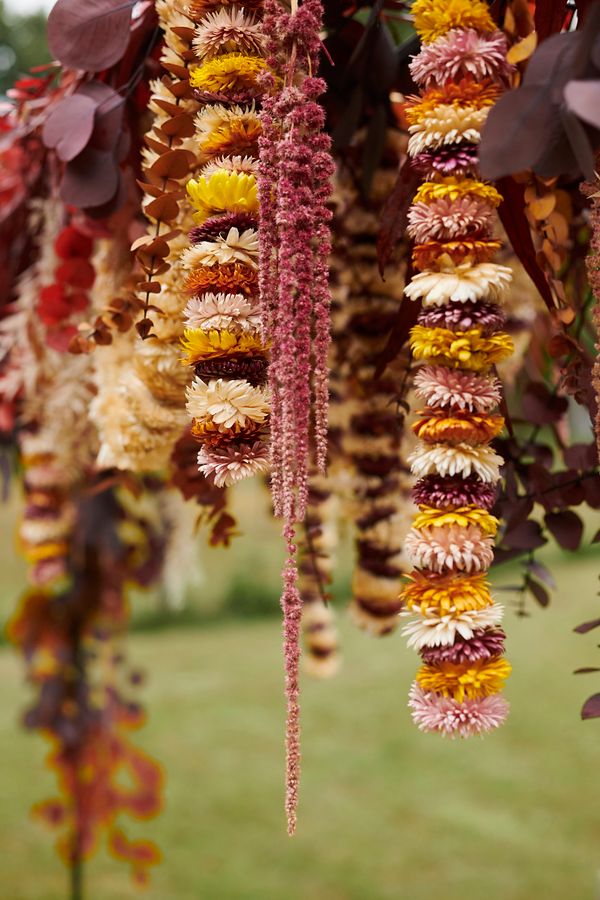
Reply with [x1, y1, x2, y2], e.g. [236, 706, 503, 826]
[181, 0, 269, 489]
[401, 0, 515, 737]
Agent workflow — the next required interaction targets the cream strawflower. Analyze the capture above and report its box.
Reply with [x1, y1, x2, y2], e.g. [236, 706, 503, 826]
[407, 104, 489, 156]
[197, 440, 270, 486]
[201, 155, 258, 177]
[184, 293, 261, 333]
[404, 262, 512, 306]
[401, 603, 505, 649]
[414, 366, 501, 412]
[408, 442, 503, 482]
[193, 8, 266, 60]
[405, 524, 494, 573]
[181, 227, 259, 270]
[186, 377, 269, 429]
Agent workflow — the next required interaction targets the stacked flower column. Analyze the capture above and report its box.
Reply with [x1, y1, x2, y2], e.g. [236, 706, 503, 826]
[400, 0, 515, 737]
[181, 0, 270, 485]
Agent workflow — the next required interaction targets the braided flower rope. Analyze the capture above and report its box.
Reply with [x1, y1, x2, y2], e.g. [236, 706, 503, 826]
[401, 0, 515, 737]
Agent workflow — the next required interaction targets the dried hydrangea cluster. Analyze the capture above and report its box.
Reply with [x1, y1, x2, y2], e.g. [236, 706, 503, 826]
[401, 0, 514, 737]
[299, 476, 340, 678]
[331, 148, 415, 636]
[180, 0, 270, 489]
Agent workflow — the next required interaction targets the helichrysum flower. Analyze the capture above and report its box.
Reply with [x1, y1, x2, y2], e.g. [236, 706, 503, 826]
[193, 9, 266, 61]
[405, 523, 494, 573]
[408, 442, 504, 482]
[407, 196, 495, 244]
[411, 144, 480, 179]
[412, 410, 505, 445]
[410, 29, 513, 89]
[409, 324, 514, 370]
[190, 53, 268, 93]
[418, 300, 506, 334]
[421, 628, 506, 665]
[184, 293, 261, 333]
[412, 474, 498, 511]
[401, 603, 505, 649]
[416, 656, 512, 702]
[412, 505, 499, 536]
[401, 569, 493, 614]
[186, 377, 269, 429]
[187, 170, 258, 223]
[414, 177, 502, 207]
[412, 239, 501, 271]
[404, 263, 512, 307]
[406, 81, 500, 125]
[197, 439, 270, 486]
[180, 227, 259, 270]
[185, 261, 258, 297]
[411, 0, 496, 44]
[414, 366, 502, 412]
[408, 105, 490, 157]
[181, 327, 264, 363]
[200, 155, 258, 177]
[408, 683, 509, 737]
[195, 104, 262, 160]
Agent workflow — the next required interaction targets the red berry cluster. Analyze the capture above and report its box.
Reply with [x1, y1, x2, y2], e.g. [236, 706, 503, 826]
[38, 225, 95, 351]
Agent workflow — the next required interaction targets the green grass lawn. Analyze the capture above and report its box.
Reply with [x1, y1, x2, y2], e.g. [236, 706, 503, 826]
[2, 542, 600, 899]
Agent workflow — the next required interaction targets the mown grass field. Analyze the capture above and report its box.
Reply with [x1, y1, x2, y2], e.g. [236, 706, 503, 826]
[2, 488, 600, 899]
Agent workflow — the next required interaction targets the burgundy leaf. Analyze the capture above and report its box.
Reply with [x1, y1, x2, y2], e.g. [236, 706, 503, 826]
[496, 178, 555, 310]
[47, 0, 136, 72]
[502, 519, 547, 551]
[575, 617, 600, 634]
[564, 80, 600, 128]
[376, 158, 420, 277]
[522, 381, 568, 425]
[61, 147, 119, 209]
[527, 559, 557, 590]
[544, 509, 584, 551]
[525, 576, 550, 608]
[563, 442, 598, 469]
[583, 475, 600, 509]
[42, 94, 97, 162]
[574, 667, 600, 674]
[479, 87, 559, 180]
[581, 693, 600, 719]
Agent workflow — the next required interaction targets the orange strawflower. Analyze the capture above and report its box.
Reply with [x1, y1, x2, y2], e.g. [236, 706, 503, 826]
[185, 262, 258, 297]
[412, 239, 502, 271]
[412, 410, 505, 445]
[416, 657, 512, 702]
[401, 570, 493, 614]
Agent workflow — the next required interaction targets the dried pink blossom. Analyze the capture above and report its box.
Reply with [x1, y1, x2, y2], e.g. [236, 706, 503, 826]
[411, 143, 479, 178]
[408, 682, 509, 737]
[413, 366, 502, 412]
[409, 28, 514, 89]
[405, 524, 494, 573]
[197, 440, 269, 487]
[407, 196, 495, 244]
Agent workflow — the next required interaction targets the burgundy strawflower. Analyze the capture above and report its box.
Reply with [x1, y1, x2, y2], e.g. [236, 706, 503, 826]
[411, 144, 479, 179]
[420, 628, 506, 666]
[190, 211, 259, 244]
[413, 474, 498, 510]
[418, 300, 506, 334]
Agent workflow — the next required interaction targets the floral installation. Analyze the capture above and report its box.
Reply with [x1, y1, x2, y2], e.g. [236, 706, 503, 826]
[401, 0, 515, 737]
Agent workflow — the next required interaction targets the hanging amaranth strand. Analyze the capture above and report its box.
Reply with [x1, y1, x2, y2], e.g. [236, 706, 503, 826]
[400, 0, 515, 736]
[258, 0, 334, 833]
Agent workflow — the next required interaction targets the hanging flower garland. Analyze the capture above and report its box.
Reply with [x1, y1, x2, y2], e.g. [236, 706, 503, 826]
[401, 0, 515, 737]
[179, 0, 270, 489]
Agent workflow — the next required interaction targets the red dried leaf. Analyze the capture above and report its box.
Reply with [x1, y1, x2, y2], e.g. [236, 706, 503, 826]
[376, 159, 420, 277]
[525, 576, 550, 608]
[503, 519, 547, 551]
[522, 381, 568, 425]
[55, 258, 95, 290]
[575, 617, 600, 633]
[47, 0, 136, 72]
[55, 227, 93, 260]
[544, 509, 584, 551]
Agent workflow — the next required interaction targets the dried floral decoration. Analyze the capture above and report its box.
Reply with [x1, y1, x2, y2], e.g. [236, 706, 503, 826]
[401, 0, 514, 737]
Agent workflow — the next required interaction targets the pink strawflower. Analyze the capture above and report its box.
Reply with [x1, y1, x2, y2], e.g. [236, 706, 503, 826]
[413, 474, 498, 511]
[190, 211, 259, 244]
[410, 29, 514, 89]
[421, 628, 506, 666]
[414, 366, 502, 412]
[197, 440, 270, 487]
[408, 682, 509, 737]
[407, 196, 495, 244]
[411, 143, 479, 178]
[418, 300, 506, 334]
[405, 524, 494, 573]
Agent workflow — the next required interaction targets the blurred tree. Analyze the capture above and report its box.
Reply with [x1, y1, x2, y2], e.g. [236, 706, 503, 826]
[0, 0, 49, 95]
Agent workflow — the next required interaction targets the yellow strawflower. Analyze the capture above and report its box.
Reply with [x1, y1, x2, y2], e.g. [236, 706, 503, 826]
[414, 177, 502, 207]
[187, 170, 258, 223]
[416, 657, 512, 702]
[411, 0, 496, 44]
[190, 53, 268, 93]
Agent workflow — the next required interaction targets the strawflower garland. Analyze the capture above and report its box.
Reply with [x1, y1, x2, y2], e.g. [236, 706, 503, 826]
[180, 0, 270, 489]
[400, 0, 515, 737]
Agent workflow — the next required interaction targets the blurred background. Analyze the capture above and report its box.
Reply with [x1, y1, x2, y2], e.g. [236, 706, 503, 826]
[3, 3, 600, 899]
